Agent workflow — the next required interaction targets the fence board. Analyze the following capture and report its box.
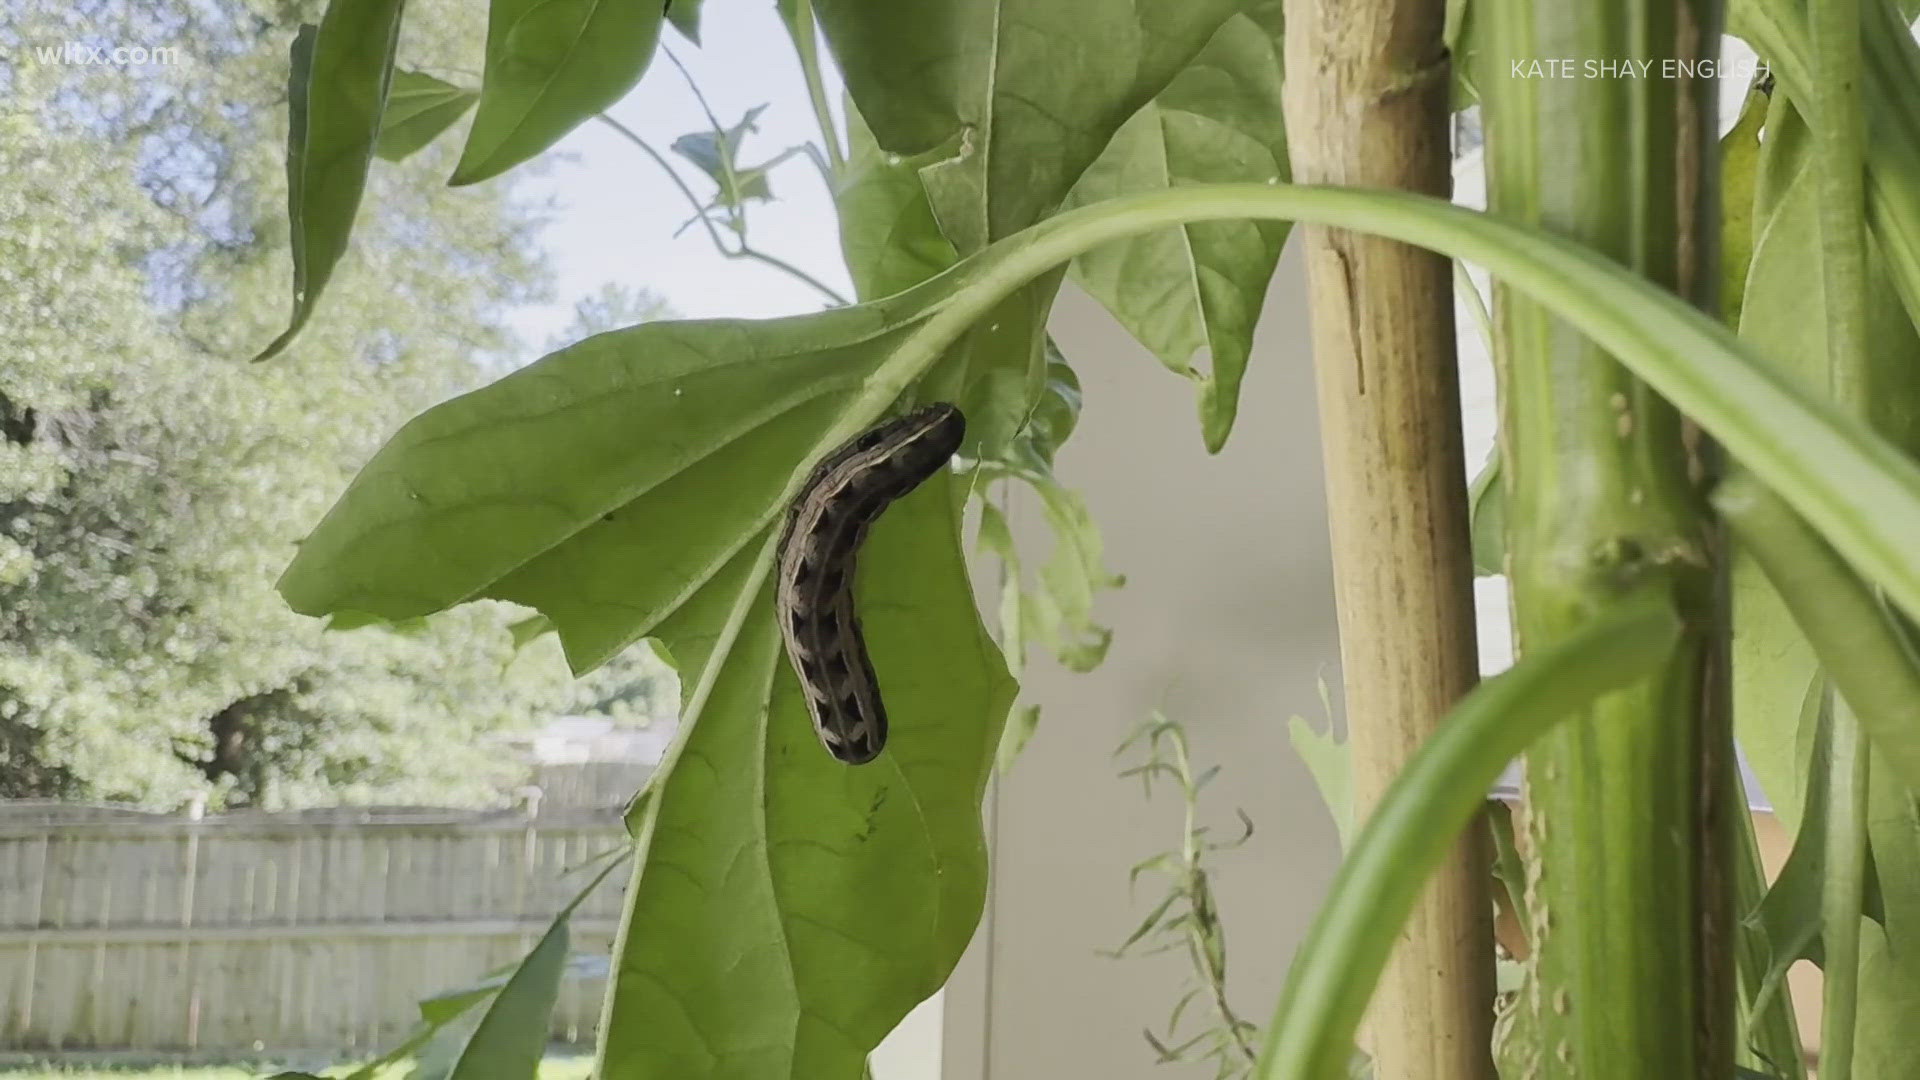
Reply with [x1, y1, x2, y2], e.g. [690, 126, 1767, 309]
[0, 799, 630, 1055]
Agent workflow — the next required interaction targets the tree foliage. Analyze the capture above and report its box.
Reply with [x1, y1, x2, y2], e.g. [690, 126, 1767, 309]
[0, 0, 667, 808]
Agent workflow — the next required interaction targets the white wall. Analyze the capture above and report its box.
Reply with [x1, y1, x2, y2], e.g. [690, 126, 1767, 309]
[941, 248, 1348, 1078]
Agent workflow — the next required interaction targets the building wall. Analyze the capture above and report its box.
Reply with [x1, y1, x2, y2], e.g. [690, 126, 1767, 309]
[942, 252, 1348, 1078]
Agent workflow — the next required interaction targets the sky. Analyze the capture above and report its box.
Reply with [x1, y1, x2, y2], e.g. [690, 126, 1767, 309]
[503, 0, 854, 351]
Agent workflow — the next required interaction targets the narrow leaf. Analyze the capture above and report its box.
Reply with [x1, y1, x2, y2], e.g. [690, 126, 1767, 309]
[1258, 595, 1682, 1079]
[376, 70, 480, 161]
[1717, 474, 1920, 791]
[452, 0, 666, 185]
[444, 909, 569, 1080]
[1744, 673, 1888, 1023]
[1467, 451, 1505, 577]
[256, 3, 406, 362]
[665, 0, 702, 41]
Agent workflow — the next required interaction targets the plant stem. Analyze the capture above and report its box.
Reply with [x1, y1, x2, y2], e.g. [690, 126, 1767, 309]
[1810, 0, 1871, 1071]
[1480, 1, 1732, 1074]
[1278, 0, 1494, 1072]
[1821, 697, 1870, 1079]
[777, 0, 846, 174]
[1257, 596, 1683, 1079]
[857, 184, 1920, 624]
[593, 113, 850, 306]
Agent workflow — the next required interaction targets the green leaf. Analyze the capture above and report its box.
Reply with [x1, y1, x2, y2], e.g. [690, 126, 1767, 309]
[1007, 340, 1083, 472]
[835, 99, 960, 302]
[451, 0, 666, 186]
[670, 105, 777, 210]
[1443, 0, 1485, 108]
[278, 294, 923, 661]
[1258, 595, 1682, 1079]
[1488, 800, 1528, 934]
[1744, 674, 1889, 1023]
[665, 0, 702, 41]
[817, 0, 1242, 451]
[506, 612, 554, 650]
[1719, 77, 1770, 327]
[443, 905, 569, 1080]
[1064, 0, 1290, 452]
[1718, 474, 1920, 792]
[816, 0, 1241, 251]
[255, 5, 407, 362]
[598, 471, 1013, 1078]
[977, 464, 1123, 674]
[1731, 128, 1920, 819]
[1467, 450, 1505, 577]
[996, 703, 1041, 773]
[1287, 691, 1351, 848]
[376, 70, 480, 162]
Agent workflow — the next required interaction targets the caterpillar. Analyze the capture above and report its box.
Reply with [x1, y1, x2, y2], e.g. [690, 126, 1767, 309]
[774, 402, 966, 764]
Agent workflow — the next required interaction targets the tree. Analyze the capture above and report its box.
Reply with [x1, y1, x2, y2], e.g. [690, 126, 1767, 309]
[0, 0, 669, 808]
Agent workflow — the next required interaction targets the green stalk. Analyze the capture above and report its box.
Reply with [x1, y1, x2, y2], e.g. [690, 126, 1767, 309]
[1822, 700, 1871, 1077]
[1479, 1, 1732, 1074]
[1730, 0, 1920, 327]
[1256, 596, 1683, 1079]
[1810, 0, 1872, 1068]
[775, 0, 845, 174]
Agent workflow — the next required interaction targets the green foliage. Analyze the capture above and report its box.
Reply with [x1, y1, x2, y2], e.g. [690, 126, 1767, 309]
[253, 0, 1920, 1073]
[377, 71, 481, 163]
[255, 0, 408, 361]
[1744, 675, 1888, 1026]
[1112, 715, 1262, 1078]
[1259, 595, 1682, 1079]
[1285, 679, 1351, 847]
[451, 0, 667, 185]
[1064, 0, 1291, 451]
[670, 105, 782, 215]
[1466, 452, 1506, 577]
[0, 0, 646, 808]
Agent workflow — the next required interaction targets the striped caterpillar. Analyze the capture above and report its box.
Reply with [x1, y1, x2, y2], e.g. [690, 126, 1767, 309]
[774, 403, 966, 764]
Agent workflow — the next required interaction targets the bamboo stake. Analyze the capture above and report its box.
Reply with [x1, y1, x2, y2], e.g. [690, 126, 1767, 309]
[1279, 4, 1495, 1078]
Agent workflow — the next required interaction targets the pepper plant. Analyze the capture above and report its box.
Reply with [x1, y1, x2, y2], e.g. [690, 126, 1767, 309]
[252, 0, 1920, 1076]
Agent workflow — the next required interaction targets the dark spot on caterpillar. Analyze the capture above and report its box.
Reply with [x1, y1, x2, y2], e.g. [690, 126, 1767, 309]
[774, 403, 965, 764]
[797, 652, 825, 683]
[835, 693, 865, 727]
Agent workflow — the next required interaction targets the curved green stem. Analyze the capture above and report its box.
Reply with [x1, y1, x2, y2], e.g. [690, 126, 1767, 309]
[1252, 595, 1682, 1079]
[836, 184, 1920, 633]
[594, 113, 850, 306]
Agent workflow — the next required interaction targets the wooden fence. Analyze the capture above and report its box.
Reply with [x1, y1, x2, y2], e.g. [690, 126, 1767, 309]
[0, 798, 633, 1058]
